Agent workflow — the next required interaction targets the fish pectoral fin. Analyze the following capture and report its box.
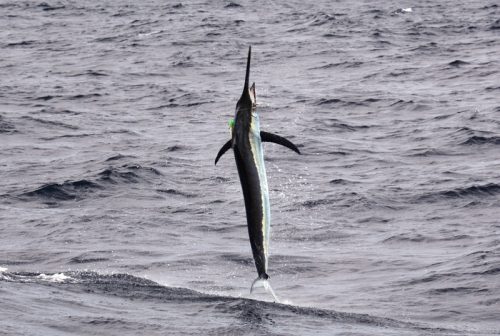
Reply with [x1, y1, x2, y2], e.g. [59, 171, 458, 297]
[214, 139, 232, 165]
[260, 131, 301, 154]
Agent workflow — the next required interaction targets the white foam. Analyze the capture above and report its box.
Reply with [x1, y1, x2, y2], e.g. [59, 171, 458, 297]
[37, 273, 71, 283]
[402, 7, 412, 12]
[0, 267, 7, 273]
[138, 30, 162, 38]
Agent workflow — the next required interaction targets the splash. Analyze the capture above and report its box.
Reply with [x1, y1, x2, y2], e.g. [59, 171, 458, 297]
[37, 273, 72, 283]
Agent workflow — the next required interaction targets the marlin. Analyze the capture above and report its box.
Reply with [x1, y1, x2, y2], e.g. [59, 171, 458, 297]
[215, 46, 300, 301]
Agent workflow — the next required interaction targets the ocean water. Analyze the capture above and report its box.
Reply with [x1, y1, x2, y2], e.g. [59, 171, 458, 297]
[1, 0, 500, 335]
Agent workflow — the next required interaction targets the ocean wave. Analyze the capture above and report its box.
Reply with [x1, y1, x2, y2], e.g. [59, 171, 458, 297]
[97, 164, 162, 184]
[0, 115, 16, 134]
[309, 61, 363, 70]
[490, 18, 500, 30]
[165, 145, 187, 152]
[105, 154, 137, 162]
[146, 92, 212, 109]
[40, 133, 98, 140]
[67, 70, 109, 77]
[300, 198, 336, 208]
[69, 256, 109, 264]
[20, 180, 102, 201]
[33, 95, 58, 101]
[329, 178, 359, 185]
[31, 93, 102, 101]
[219, 253, 253, 266]
[68, 93, 102, 100]
[388, 99, 416, 109]
[21, 116, 78, 130]
[318, 118, 369, 131]
[0, 271, 450, 332]
[69, 251, 111, 264]
[299, 193, 384, 210]
[461, 135, 500, 145]
[157, 188, 196, 198]
[384, 233, 470, 243]
[314, 97, 376, 107]
[224, 2, 242, 8]
[18, 163, 162, 202]
[448, 60, 469, 67]
[37, 3, 66, 11]
[399, 248, 500, 290]
[416, 183, 500, 202]
[427, 287, 486, 295]
[33, 107, 81, 115]
[5, 40, 37, 47]
[308, 12, 337, 27]
[405, 148, 452, 157]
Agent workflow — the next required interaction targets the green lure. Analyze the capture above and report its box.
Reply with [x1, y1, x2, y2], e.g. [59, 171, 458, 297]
[228, 118, 235, 129]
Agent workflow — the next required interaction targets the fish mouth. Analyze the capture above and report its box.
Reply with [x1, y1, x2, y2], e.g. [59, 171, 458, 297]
[249, 82, 256, 105]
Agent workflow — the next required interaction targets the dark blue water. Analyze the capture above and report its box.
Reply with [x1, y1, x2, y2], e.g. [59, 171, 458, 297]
[1, 1, 500, 335]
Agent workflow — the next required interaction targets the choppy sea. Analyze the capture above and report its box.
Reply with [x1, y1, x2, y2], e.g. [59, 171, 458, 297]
[1, 0, 500, 335]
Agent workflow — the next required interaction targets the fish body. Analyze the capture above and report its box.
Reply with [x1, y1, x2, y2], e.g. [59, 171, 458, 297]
[215, 47, 300, 301]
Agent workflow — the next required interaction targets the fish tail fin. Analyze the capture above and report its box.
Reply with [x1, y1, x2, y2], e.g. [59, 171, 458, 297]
[250, 273, 280, 303]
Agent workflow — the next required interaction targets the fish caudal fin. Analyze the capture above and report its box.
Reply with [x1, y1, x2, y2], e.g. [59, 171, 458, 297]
[250, 274, 280, 303]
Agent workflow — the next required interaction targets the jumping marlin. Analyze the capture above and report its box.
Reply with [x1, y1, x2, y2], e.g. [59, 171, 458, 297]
[215, 46, 300, 302]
